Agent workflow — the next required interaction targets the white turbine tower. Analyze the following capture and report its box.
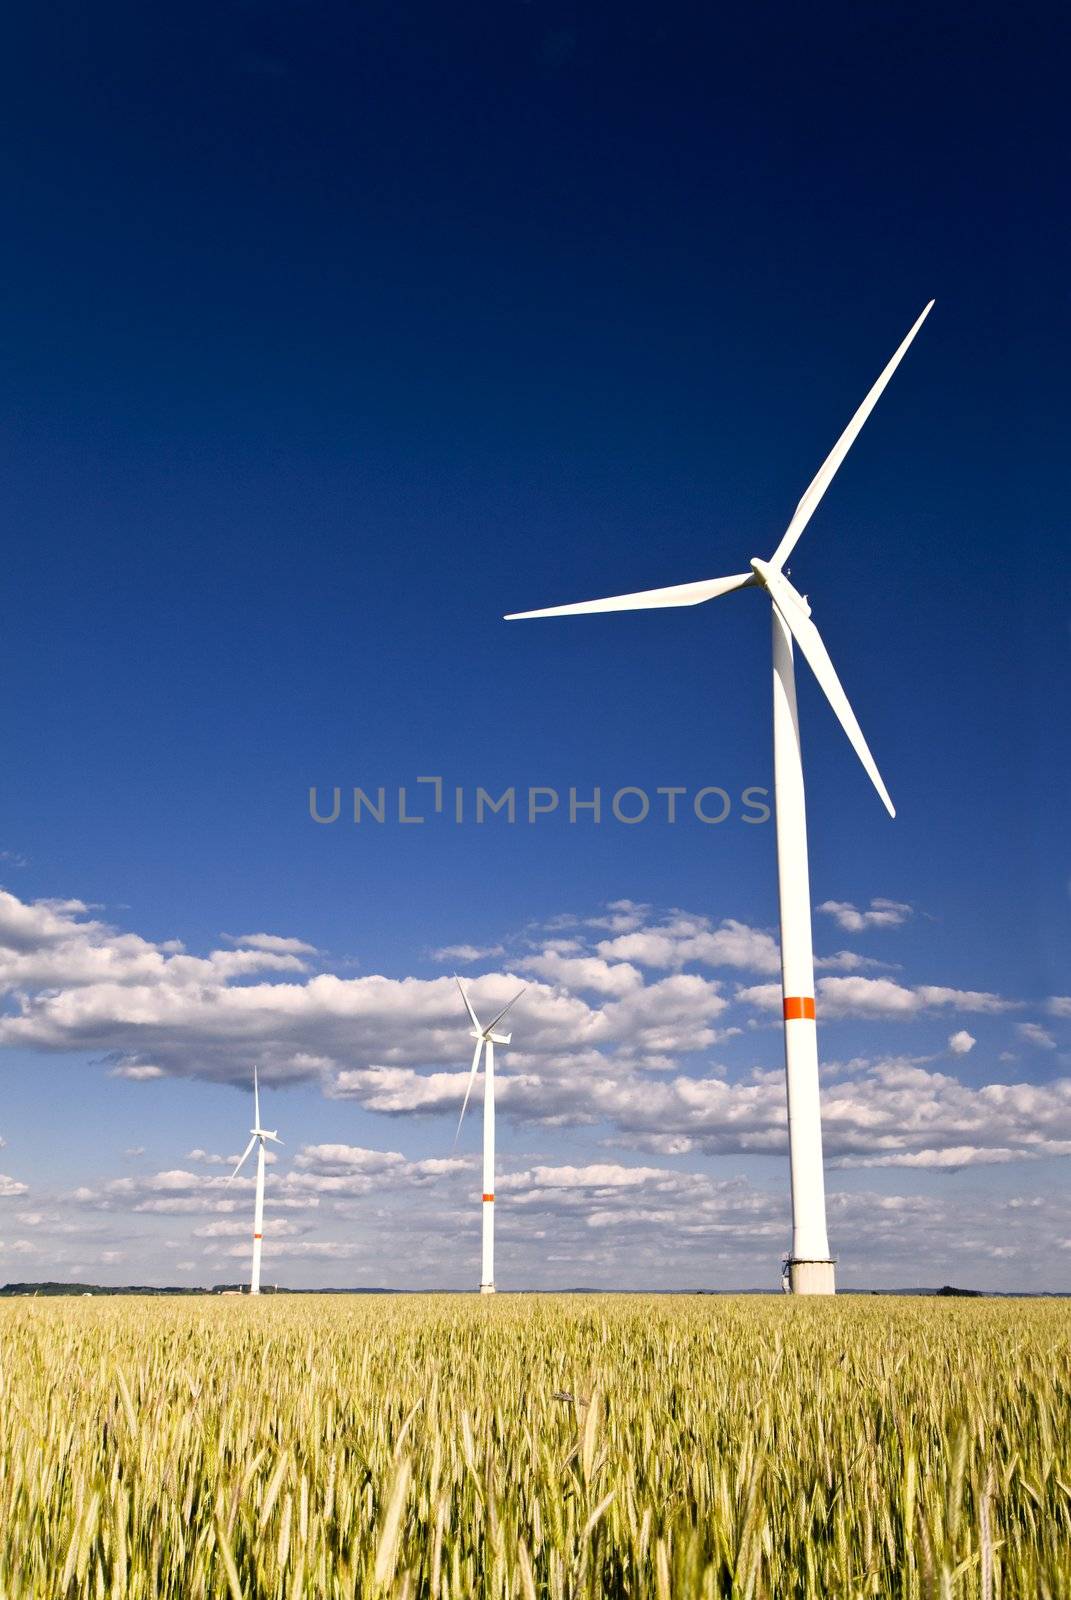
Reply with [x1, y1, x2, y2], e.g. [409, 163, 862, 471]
[454, 977, 526, 1294]
[226, 1066, 282, 1296]
[506, 303, 934, 1295]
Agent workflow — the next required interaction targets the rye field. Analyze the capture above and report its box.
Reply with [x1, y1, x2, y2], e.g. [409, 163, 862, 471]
[1, 1294, 1069, 1599]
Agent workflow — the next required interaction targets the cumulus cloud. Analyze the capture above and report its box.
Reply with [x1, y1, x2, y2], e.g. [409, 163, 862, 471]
[0, 885, 1062, 1204]
[5, 1123, 1071, 1289]
[221, 933, 318, 956]
[520, 950, 644, 996]
[737, 976, 1014, 1019]
[0, 889, 310, 996]
[585, 900, 650, 934]
[814, 950, 893, 972]
[72, 1167, 317, 1216]
[431, 943, 505, 963]
[0, 891, 739, 1094]
[192, 1217, 307, 1239]
[817, 898, 913, 933]
[596, 915, 782, 975]
[1018, 1022, 1057, 1050]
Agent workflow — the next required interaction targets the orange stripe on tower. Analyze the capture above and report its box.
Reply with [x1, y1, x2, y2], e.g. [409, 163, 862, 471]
[253, 1232, 262, 1239]
[783, 996, 816, 1020]
[482, 1193, 494, 1202]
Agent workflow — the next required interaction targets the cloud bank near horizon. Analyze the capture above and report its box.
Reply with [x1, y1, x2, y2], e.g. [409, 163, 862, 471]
[0, 884, 1067, 1174]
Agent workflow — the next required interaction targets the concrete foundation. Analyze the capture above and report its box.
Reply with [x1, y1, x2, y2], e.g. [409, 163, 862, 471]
[479, 1282, 495, 1295]
[788, 1259, 836, 1296]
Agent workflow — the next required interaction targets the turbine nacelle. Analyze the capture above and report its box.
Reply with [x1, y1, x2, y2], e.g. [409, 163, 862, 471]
[454, 976, 527, 1142]
[227, 1068, 284, 1185]
[749, 558, 812, 617]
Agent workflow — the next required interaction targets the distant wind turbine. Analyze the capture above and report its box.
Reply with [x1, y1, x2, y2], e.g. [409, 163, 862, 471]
[226, 1066, 282, 1296]
[454, 977, 526, 1294]
[505, 302, 934, 1294]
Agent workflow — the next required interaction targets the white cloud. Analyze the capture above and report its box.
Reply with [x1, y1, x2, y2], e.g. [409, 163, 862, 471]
[737, 977, 1014, 1019]
[72, 1166, 318, 1216]
[836, 1146, 1019, 1170]
[10, 1116, 1071, 1291]
[0, 886, 1063, 1211]
[1018, 1023, 1057, 1050]
[520, 951, 644, 996]
[0, 890, 739, 1090]
[596, 916, 781, 975]
[817, 898, 913, 933]
[283, 1144, 469, 1199]
[0, 889, 309, 995]
[0, 1174, 29, 1197]
[222, 933, 318, 956]
[431, 943, 505, 963]
[814, 950, 893, 972]
[294, 1143, 406, 1175]
[585, 900, 650, 934]
[193, 1217, 306, 1239]
[1047, 997, 1071, 1018]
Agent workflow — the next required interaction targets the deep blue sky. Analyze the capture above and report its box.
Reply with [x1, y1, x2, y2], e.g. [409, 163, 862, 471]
[0, 2, 1067, 1289]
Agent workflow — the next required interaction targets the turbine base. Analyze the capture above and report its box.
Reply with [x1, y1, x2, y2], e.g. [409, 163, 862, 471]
[786, 1259, 836, 1296]
[479, 1282, 495, 1295]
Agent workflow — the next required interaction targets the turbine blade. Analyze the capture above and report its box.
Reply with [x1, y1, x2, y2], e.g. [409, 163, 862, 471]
[505, 572, 755, 620]
[455, 975, 483, 1035]
[253, 1065, 260, 1129]
[485, 985, 527, 1035]
[769, 301, 934, 571]
[454, 1038, 485, 1145]
[226, 1136, 257, 1186]
[764, 568, 895, 817]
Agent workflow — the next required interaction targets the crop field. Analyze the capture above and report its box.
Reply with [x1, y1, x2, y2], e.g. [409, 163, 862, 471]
[1, 1294, 1069, 1599]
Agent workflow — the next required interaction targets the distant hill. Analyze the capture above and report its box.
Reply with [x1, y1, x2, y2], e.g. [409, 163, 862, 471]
[0, 1282, 395, 1297]
[1, 1281, 220, 1297]
[0, 1282, 299, 1297]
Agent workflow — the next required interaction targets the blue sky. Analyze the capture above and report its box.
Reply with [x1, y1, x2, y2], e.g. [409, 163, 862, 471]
[0, 2, 1067, 1289]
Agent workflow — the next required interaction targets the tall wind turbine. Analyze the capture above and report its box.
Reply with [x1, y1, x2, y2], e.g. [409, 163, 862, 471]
[505, 303, 933, 1295]
[226, 1066, 282, 1296]
[454, 977, 526, 1294]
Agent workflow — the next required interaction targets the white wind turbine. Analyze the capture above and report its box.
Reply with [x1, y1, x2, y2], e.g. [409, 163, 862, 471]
[454, 977, 526, 1294]
[225, 1066, 282, 1296]
[506, 302, 934, 1294]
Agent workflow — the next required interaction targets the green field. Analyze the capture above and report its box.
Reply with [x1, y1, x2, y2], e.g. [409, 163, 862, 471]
[2, 1294, 1069, 1598]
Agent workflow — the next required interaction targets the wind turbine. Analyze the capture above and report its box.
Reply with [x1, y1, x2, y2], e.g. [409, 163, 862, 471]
[454, 977, 526, 1294]
[505, 302, 934, 1295]
[225, 1066, 282, 1296]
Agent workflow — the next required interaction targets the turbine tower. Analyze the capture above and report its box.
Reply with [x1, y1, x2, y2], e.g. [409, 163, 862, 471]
[505, 302, 933, 1295]
[226, 1066, 282, 1296]
[454, 977, 526, 1294]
